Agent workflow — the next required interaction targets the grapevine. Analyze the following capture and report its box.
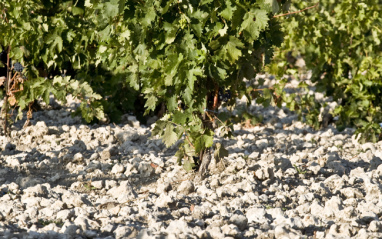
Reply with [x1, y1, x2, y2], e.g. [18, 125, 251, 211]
[0, 0, 291, 174]
[270, 0, 382, 143]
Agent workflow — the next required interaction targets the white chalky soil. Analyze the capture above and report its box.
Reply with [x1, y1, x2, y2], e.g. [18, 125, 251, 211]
[0, 85, 382, 239]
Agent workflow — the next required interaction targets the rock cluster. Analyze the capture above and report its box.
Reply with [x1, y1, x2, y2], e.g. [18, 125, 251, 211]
[1, 90, 382, 239]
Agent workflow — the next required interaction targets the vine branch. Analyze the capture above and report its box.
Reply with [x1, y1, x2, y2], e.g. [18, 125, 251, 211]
[185, 131, 195, 149]
[252, 86, 274, 92]
[273, 3, 319, 18]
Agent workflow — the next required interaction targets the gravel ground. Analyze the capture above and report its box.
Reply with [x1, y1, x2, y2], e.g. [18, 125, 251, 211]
[1, 77, 382, 239]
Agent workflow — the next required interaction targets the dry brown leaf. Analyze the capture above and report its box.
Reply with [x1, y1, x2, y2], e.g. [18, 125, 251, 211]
[27, 109, 32, 119]
[0, 77, 5, 86]
[150, 163, 158, 168]
[244, 119, 253, 129]
[190, 204, 195, 212]
[8, 95, 16, 106]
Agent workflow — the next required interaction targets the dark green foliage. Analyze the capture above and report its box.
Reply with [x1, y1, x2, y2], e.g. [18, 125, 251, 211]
[0, 0, 106, 122]
[269, 0, 382, 143]
[1, 0, 289, 170]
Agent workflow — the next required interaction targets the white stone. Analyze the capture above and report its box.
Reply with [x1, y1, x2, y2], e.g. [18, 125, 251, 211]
[56, 209, 75, 221]
[323, 196, 343, 218]
[166, 219, 192, 234]
[111, 164, 125, 174]
[246, 206, 269, 224]
[177, 181, 194, 195]
[107, 181, 137, 203]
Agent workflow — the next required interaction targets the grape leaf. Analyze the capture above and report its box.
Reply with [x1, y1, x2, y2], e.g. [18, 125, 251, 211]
[214, 143, 228, 162]
[265, 0, 280, 14]
[53, 36, 63, 53]
[145, 95, 158, 111]
[167, 95, 177, 111]
[175, 147, 185, 166]
[173, 111, 189, 125]
[194, 132, 214, 153]
[104, 0, 122, 18]
[163, 22, 178, 44]
[163, 122, 178, 147]
[141, 6, 157, 27]
[240, 9, 269, 42]
[220, 36, 244, 63]
[183, 157, 196, 172]
[164, 53, 184, 86]
[220, 0, 236, 20]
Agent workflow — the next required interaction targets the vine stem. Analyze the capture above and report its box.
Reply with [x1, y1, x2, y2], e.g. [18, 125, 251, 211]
[252, 86, 274, 92]
[212, 85, 219, 110]
[3, 46, 11, 135]
[273, 3, 319, 18]
[184, 131, 195, 149]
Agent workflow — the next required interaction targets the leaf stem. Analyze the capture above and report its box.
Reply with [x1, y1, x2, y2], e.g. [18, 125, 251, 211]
[2, 46, 11, 135]
[252, 86, 274, 92]
[184, 131, 195, 149]
[273, 3, 319, 18]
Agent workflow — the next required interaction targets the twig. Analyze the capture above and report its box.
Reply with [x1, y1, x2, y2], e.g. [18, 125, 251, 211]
[273, 3, 319, 18]
[205, 110, 214, 122]
[185, 131, 195, 149]
[212, 85, 219, 110]
[3, 46, 11, 135]
[252, 87, 274, 92]
[213, 114, 225, 126]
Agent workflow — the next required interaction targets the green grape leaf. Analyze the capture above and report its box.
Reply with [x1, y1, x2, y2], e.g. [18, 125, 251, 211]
[220, 36, 244, 63]
[214, 143, 228, 162]
[220, 0, 236, 20]
[72, 7, 84, 16]
[194, 132, 214, 153]
[265, 0, 280, 14]
[167, 94, 177, 111]
[104, 0, 122, 18]
[162, 0, 176, 14]
[240, 9, 269, 42]
[173, 111, 189, 125]
[152, 120, 167, 136]
[183, 157, 196, 172]
[163, 22, 178, 44]
[163, 122, 178, 147]
[141, 6, 156, 27]
[201, 0, 213, 5]
[53, 35, 63, 53]
[175, 147, 185, 166]
[145, 95, 158, 112]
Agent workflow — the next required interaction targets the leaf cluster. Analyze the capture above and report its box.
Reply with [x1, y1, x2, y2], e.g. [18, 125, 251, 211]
[0, 0, 289, 170]
[87, 0, 288, 169]
[0, 0, 109, 123]
[269, 0, 382, 143]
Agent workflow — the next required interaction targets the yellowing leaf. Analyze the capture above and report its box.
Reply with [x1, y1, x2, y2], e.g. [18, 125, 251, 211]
[0, 77, 5, 87]
[120, 29, 131, 40]
[218, 24, 228, 37]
